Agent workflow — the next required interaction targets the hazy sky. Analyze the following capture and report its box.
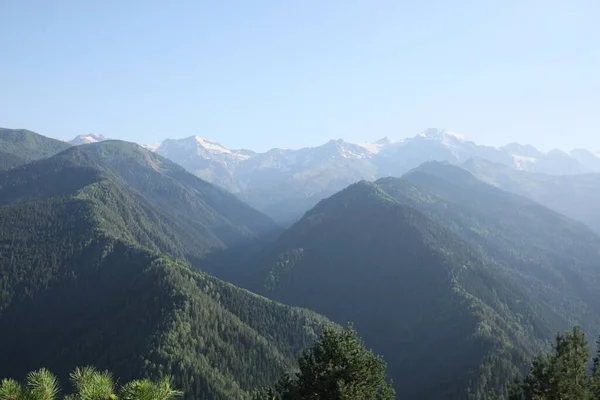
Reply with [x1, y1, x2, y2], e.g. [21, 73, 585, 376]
[1, 0, 599, 152]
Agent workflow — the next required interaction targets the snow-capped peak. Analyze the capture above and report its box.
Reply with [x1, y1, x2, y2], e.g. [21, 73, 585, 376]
[319, 139, 372, 159]
[417, 128, 468, 143]
[70, 134, 108, 145]
[445, 131, 468, 142]
[194, 136, 232, 155]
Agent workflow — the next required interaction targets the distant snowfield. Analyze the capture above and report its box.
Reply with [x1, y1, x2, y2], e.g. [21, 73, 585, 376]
[194, 136, 231, 154]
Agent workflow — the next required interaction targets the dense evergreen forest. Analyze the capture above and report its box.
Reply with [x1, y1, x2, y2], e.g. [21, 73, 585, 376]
[2, 129, 600, 399]
[1, 327, 394, 400]
[230, 180, 542, 398]
[0, 134, 333, 399]
[218, 162, 600, 398]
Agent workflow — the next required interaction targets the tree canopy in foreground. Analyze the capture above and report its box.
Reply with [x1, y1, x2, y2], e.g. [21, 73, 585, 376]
[0, 366, 181, 400]
[503, 326, 600, 400]
[253, 326, 396, 400]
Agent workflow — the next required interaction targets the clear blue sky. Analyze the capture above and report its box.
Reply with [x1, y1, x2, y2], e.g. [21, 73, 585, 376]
[1, 0, 599, 152]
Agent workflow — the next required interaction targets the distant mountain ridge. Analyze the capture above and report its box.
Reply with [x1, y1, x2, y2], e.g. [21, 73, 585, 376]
[463, 157, 600, 234]
[8, 127, 600, 225]
[146, 128, 600, 223]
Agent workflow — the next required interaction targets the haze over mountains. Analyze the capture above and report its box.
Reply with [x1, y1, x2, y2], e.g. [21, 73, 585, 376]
[2, 126, 600, 399]
[9, 126, 600, 231]
[144, 128, 600, 224]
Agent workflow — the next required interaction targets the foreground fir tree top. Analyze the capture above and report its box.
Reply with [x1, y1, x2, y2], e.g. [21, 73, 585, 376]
[0, 366, 181, 400]
[254, 326, 395, 400]
[500, 326, 600, 400]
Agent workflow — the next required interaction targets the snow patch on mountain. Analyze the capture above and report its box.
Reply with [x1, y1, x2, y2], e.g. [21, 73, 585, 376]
[340, 147, 369, 159]
[193, 136, 251, 160]
[70, 134, 108, 145]
[414, 129, 470, 151]
[417, 128, 468, 144]
[195, 136, 231, 154]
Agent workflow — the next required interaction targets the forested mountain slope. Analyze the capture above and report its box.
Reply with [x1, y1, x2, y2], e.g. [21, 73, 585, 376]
[0, 128, 71, 170]
[237, 181, 555, 399]
[226, 162, 600, 399]
[0, 140, 332, 399]
[463, 157, 600, 234]
[0, 141, 279, 261]
[388, 162, 600, 332]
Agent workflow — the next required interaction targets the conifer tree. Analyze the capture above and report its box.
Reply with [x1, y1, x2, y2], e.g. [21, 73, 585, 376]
[504, 326, 596, 400]
[254, 326, 395, 400]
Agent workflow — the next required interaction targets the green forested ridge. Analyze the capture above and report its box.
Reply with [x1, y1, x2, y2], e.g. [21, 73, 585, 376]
[463, 157, 600, 234]
[226, 162, 600, 399]
[0, 140, 333, 399]
[391, 162, 600, 333]
[0, 140, 280, 261]
[0, 128, 71, 170]
[232, 179, 549, 398]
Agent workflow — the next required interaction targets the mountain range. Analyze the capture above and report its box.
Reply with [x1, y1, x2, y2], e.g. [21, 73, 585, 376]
[145, 128, 600, 224]
[61, 128, 600, 225]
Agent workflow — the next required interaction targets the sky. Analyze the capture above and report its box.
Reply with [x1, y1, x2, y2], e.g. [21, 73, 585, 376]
[1, 0, 599, 152]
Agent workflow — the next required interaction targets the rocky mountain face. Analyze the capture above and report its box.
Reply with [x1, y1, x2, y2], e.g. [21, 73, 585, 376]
[148, 129, 600, 224]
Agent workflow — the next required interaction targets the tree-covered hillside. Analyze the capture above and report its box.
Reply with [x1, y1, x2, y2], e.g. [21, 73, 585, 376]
[223, 162, 600, 399]
[0, 140, 332, 399]
[233, 180, 559, 399]
[0, 141, 280, 261]
[390, 162, 600, 333]
[0, 128, 71, 170]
